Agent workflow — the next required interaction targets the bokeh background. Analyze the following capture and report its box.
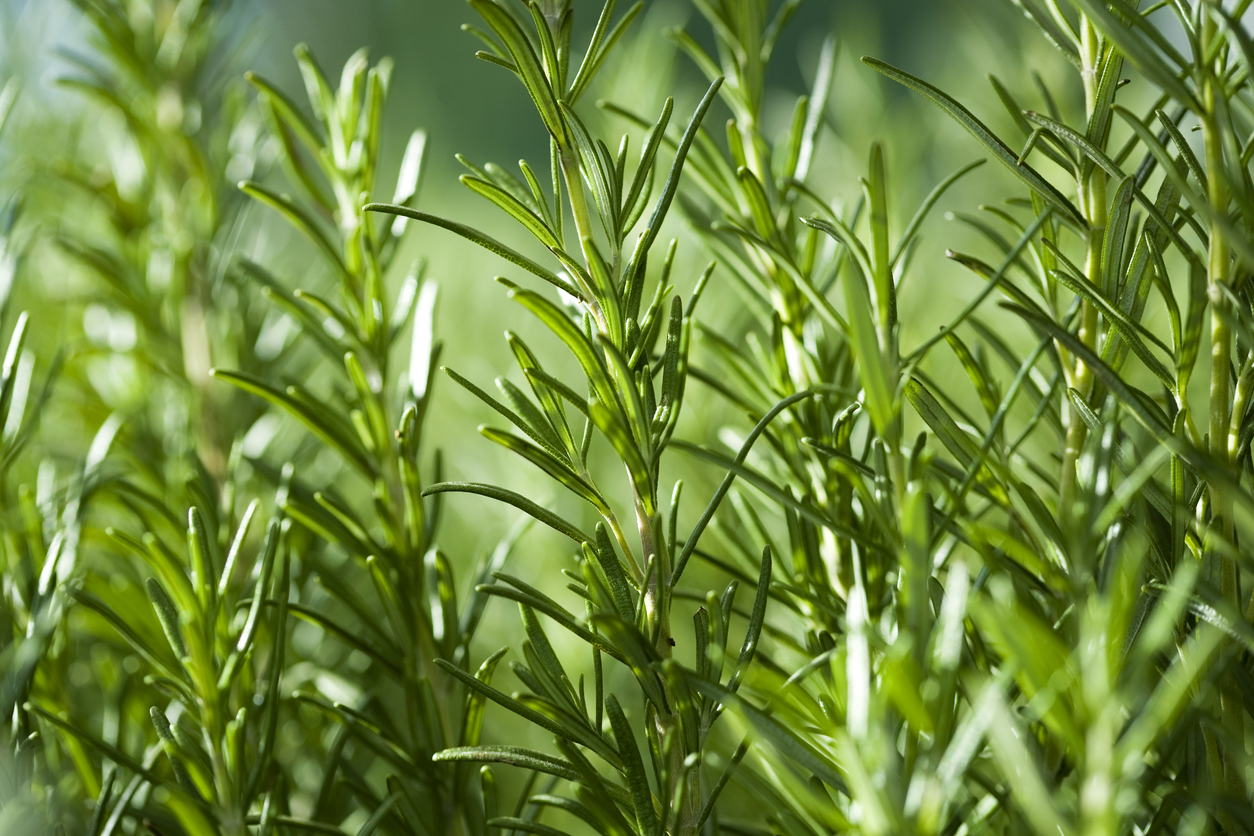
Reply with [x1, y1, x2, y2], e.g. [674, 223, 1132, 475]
[0, 0, 1085, 824]
[0, 0, 1066, 559]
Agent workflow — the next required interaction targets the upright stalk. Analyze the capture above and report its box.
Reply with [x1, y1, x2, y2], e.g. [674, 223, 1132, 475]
[1198, 6, 1243, 815]
[367, 5, 731, 834]
[556, 74, 702, 836]
[1061, 17, 1108, 514]
[225, 45, 501, 833]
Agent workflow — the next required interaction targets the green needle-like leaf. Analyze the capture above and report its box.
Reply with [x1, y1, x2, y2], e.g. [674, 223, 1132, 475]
[239, 181, 349, 277]
[211, 369, 377, 479]
[362, 204, 580, 297]
[605, 694, 657, 834]
[863, 57, 1084, 228]
[470, 0, 567, 141]
[423, 481, 591, 544]
[462, 175, 561, 249]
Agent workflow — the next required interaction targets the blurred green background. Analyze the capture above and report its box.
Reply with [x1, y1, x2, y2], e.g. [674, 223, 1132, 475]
[0, 0, 1071, 807]
[0, 0, 1075, 682]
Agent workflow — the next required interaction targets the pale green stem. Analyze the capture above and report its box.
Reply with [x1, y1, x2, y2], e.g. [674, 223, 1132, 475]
[1060, 21, 1107, 516]
[557, 145, 614, 329]
[638, 492, 701, 836]
[559, 118, 701, 831]
[602, 504, 646, 584]
[1070, 22, 1118, 836]
[1200, 16, 1245, 814]
[560, 146, 596, 255]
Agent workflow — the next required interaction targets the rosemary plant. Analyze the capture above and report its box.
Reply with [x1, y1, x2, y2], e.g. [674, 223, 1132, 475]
[861, 0, 1254, 830]
[5, 0, 1254, 834]
[0, 78, 49, 828]
[220, 41, 511, 836]
[615, 4, 1007, 833]
[636, 0, 1254, 834]
[6, 3, 308, 834]
[51, 0, 271, 481]
[365, 2, 777, 835]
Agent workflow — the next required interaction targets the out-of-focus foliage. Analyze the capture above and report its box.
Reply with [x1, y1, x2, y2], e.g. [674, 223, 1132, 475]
[3, 0, 1254, 835]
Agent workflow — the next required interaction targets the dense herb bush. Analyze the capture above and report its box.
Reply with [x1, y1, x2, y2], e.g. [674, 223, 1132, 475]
[5, 0, 1254, 834]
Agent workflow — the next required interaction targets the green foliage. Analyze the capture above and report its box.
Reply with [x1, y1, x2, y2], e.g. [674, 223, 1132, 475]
[4, 0, 1254, 834]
